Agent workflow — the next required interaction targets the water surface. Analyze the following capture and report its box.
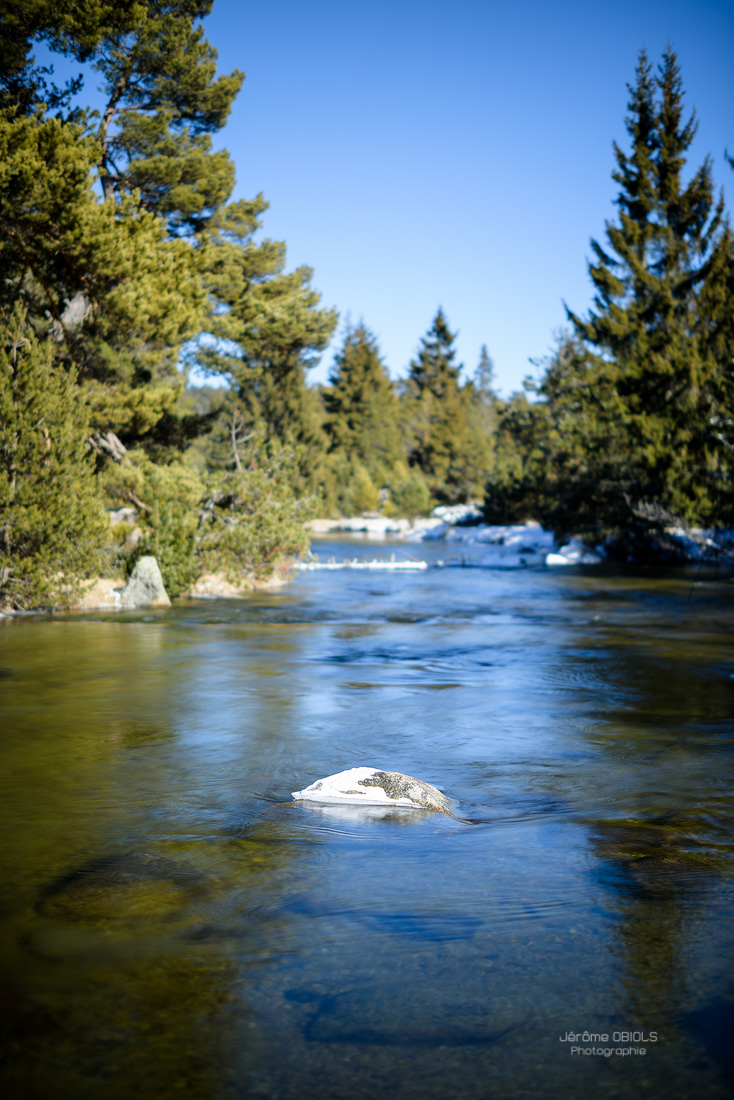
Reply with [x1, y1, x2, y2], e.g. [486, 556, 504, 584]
[1, 539, 733, 1099]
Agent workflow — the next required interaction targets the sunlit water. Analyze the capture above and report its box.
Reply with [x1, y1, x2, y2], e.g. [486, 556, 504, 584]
[1, 537, 733, 1100]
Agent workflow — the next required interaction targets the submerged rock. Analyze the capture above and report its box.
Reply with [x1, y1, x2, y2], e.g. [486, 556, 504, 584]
[36, 850, 207, 923]
[119, 555, 171, 609]
[292, 768, 451, 813]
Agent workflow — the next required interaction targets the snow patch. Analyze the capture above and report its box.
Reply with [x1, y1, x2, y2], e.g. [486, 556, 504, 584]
[293, 558, 427, 572]
[546, 540, 604, 566]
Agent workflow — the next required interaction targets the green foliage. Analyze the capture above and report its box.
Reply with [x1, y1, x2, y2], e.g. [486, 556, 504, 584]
[0, 0, 141, 115]
[196, 436, 312, 582]
[106, 452, 205, 597]
[402, 309, 491, 504]
[562, 47, 733, 536]
[487, 48, 734, 548]
[104, 430, 312, 596]
[0, 109, 205, 443]
[323, 322, 402, 474]
[318, 452, 381, 517]
[89, 0, 243, 234]
[482, 389, 548, 525]
[195, 197, 337, 491]
[0, 3, 326, 605]
[384, 462, 433, 519]
[0, 308, 108, 609]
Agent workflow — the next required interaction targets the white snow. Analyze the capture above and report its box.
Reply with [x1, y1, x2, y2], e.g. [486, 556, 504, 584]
[305, 510, 734, 567]
[546, 540, 604, 566]
[293, 558, 427, 571]
[305, 509, 611, 567]
[292, 767, 426, 808]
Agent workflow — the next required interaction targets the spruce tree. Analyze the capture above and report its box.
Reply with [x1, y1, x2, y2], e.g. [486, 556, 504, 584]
[562, 46, 733, 538]
[403, 309, 489, 503]
[323, 322, 401, 472]
[473, 345, 497, 402]
[0, 308, 107, 610]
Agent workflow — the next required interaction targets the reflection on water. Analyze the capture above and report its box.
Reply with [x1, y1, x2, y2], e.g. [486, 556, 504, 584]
[1, 541, 733, 1099]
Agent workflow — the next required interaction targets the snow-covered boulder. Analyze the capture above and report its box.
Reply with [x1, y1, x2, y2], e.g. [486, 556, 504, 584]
[546, 540, 604, 566]
[292, 767, 451, 813]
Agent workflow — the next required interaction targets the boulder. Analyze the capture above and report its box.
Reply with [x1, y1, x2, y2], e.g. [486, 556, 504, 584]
[292, 767, 451, 813]
[119, 555, 171, 608]
[36, 850, 207, 923]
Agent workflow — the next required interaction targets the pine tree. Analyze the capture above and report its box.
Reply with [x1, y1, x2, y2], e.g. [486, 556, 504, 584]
[561, 46, 733, 538]
[90, 0, 243, 236]
[195, 197, 337, 492]
[0, 109, 205, 445]
[473, 345, 497, 403]
[0, 2, 333, 600]
[323, 322, 402, 473]
[1, 1, 241, 454]
[0, 308, 108, 609]
[403, 309, 490, 503]
[465, 343, 499, 474]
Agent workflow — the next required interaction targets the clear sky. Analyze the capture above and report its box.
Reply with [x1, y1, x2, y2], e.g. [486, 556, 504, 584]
[34, 0, 734, 394]
[196, 0, 733, 395]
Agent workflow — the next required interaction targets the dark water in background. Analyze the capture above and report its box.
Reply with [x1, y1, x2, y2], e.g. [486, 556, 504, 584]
[1, 537, 733, 1100]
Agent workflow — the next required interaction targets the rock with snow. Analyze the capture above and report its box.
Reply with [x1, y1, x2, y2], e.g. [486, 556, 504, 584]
[292, 767, 451, 813]
[119, 556, 171, 608]
[431, 504, 483, 525]
[546, 540, 604, 566]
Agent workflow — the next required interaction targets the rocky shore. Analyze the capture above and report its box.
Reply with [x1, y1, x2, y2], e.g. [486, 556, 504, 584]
[308, 504, 734, 567]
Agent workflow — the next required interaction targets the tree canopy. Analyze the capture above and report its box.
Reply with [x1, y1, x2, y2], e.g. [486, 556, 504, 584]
[403, 309, 492, 504]
[0, 0, 335, 606]
[485, 47, 734, 552]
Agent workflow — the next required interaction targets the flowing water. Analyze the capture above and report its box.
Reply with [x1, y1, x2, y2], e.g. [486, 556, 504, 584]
[1, 537, 733, 1100]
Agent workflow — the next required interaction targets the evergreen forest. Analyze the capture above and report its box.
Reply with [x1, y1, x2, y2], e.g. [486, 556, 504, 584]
[1, 3, 733, 609]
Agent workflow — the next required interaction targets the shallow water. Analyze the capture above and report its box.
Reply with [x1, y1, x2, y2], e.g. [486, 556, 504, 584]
[1, 539, 733, 1099]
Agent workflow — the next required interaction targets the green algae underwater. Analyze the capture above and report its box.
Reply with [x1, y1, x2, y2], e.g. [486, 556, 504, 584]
[1, 542, 733, 1100]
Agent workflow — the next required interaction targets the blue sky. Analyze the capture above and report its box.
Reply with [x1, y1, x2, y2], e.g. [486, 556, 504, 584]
[40, 0, 734, 395]
[200, 0, 733, 394]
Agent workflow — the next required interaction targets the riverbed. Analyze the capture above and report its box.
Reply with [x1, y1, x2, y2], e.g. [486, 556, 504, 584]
[1, 538, 732, 1099]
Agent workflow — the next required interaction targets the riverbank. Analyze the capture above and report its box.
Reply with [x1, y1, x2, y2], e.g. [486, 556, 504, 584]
[3, 507, 730, 620]
[308, 505, 734, 567]
[0, 561, 293, 618]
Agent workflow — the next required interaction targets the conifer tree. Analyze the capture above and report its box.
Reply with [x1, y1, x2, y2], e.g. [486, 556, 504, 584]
[0, 308, 107, 609]
[90, 0, 243, 235]
[1, 1, 240, 454]
[0, 110, 204, 444]
[0, 1, 334, 601]
[323, 322, 401, 472]
[403, 309, 490, 503]
[466, 344, 499, 472]
[473, 345, 497, 402]
[196, 197, 337, 491]
[558, 46, 734, 538]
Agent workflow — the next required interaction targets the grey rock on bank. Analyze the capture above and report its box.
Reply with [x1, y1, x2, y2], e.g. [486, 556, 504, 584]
[119, 556, 171, 609]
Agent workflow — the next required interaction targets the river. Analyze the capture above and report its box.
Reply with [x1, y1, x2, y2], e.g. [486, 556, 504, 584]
[1, 537, 733, 1100]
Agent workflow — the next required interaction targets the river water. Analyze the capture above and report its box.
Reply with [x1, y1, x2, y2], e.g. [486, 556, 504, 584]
[1, 537, 733, 1100]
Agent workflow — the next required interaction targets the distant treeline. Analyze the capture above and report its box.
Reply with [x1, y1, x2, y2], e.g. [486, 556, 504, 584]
[1, 1, 732, 609]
